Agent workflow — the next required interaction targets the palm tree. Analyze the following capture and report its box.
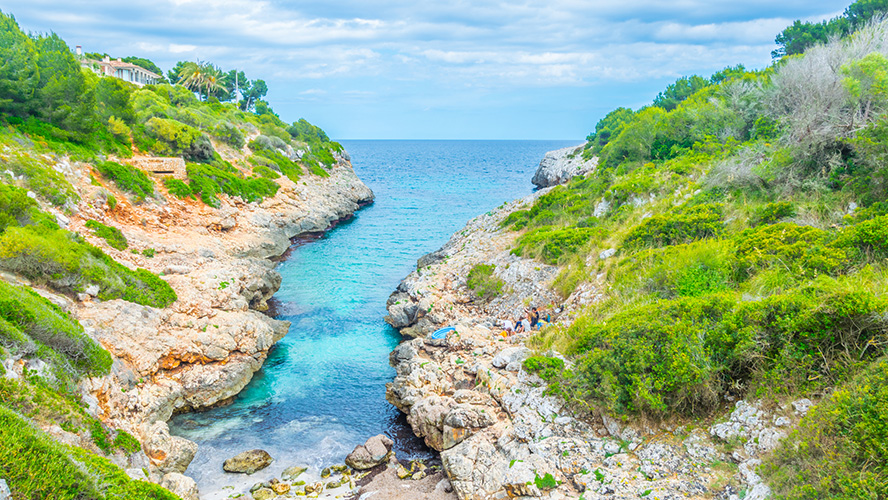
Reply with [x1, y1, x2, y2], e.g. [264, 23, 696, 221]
[176, 61, 227, 100]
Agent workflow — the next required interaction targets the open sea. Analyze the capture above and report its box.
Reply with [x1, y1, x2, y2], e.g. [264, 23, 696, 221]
[168, 140, 577, 497]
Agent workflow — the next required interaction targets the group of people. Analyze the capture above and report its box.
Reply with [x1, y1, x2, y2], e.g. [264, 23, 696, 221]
[500, 306, 547, 338]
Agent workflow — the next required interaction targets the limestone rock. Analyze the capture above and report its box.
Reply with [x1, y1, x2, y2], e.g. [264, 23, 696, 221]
[282, 465, 307, 481]
[160, 473, 199, 500]
[531, 145, 597, 188]
[223, 449, 274, 474]
[345, 434, 394, 470]
[251, 488, 275, 500]
[143, 422, 197, 474]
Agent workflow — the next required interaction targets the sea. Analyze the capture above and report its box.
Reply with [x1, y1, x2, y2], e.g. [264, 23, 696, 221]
[168, 139, 578, 497]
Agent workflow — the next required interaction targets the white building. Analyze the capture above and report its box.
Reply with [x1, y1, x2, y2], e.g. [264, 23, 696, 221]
[77, 46, 161, 87]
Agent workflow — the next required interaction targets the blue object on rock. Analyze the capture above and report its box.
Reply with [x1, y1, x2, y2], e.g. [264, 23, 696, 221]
[430, 326, 455, 339]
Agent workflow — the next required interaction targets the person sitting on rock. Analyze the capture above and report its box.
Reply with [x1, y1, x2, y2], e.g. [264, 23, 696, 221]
[500, 318, 514, 338]
[529, 307, 540, 330]
[514, 317, 525, 334]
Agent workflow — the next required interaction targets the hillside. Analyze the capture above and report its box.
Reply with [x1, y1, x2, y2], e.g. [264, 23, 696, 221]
[0, 10, 373, 500]
[381, 4, 888, 500]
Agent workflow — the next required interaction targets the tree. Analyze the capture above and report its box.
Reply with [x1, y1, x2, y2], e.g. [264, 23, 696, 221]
[0, 11, 40, 118]
[653, 75, 709, 112]
[845, 0, 888, 28]
[33, 32, 95, 135]
[240, 79, 267, 111]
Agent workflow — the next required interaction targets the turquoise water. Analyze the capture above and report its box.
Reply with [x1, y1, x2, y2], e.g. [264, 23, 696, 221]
[169, 140, 577, 495]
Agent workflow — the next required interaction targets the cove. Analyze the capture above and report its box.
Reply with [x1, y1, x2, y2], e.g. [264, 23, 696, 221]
[169, 140, 577, 497]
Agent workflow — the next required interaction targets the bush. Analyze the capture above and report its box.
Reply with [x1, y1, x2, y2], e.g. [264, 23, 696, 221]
[734, 223, 850, 277]
[186, 162, 279, 207]
[94, 161, 154, 201]
[0, 225, 177, 309]
[212, 122, 245, 149]
[749, 201, 796, 226]
[513, 226, 601, 264]
[548, 276, 888, 416]
[84, 220, 127, 251]
[0, 406, 180, 500]
[163, 178, 192, 199]
[466, 264, 505, 301]
[0, 280, 112, 379]
[1, 151, 79, 207]
[251, 165, 280, 179]
[762, 357, 888, 499]
[622, 203, 724, 249]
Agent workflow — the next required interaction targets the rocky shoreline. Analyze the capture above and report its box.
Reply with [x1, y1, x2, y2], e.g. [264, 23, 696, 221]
[2, 149, 374, 498]
[373, 149, 801, 500]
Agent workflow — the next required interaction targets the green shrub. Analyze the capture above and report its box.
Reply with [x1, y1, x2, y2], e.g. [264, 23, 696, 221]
[141, 248, 155, 258]
[466, 264, 505, 301]
[749, 201, 796, 226]
[0, 406, 180, 500]
[252, 165, 280, 179]
[847, 214, 888, 255]
[1, 151, 79, 207]
[94, 161, 154, 201]
[85, 220, 128, 251]
[513, 226, 601, 264]
[549, 277, 888, 416]
[0, 280, 112, 378]
[0, 225, 177, 309]
[106, 194, 117, 211]
[186, 162, 279, 207]
[523, 356, 565, 380]
[163, 178, 192, 199]
[112, 431, 141, 454]
[212, 122, 245, 149]
[762, 357, 888, 499]
[622, 203, 724, 249]
[90, 419, 111, 454]
[304, 157, 330, 178]
[143, 117, 214, 161]
[734, 223, 850, 277]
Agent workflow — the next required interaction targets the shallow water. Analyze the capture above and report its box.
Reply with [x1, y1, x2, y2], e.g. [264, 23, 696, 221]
[169, 140, 577, 496]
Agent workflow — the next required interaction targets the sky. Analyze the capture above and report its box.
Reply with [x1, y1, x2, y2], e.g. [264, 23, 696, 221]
[2, 0, 852, 140]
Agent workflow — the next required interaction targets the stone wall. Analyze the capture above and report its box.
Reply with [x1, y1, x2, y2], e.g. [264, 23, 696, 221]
[127, 156, 186, 179]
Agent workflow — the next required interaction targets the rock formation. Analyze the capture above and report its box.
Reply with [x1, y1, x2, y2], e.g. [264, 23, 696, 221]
[530, 145, 597, 188]
[17, 150, 374, 495]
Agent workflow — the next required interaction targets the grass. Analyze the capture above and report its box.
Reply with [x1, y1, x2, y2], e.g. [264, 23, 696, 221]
[0, 224, 176, 308]
[0, 280, 112, 381]
[0, 406, 178, 500]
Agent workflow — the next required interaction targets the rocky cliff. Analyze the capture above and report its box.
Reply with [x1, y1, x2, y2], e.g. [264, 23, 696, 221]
[3, 151, 373, 498]
[382, 153, 798, 500]
[530, 145, 597, 189]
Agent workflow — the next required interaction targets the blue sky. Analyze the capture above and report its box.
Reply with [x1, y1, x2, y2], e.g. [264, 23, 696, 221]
[3, 0, 850, 140]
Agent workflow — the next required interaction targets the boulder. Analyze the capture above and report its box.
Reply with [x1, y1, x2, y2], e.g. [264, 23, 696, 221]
[345, 434, 394, 470]
[531, 145, 597, 188]
[281, 465, 307, 481]
[160, 473, 199, 500]
[251, 488, 275, 500]
[223, 449, 274, 474]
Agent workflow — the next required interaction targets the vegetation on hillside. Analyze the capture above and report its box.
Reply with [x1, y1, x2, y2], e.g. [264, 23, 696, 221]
[0, 10, 355, 498]
[513, 1, 888, 495]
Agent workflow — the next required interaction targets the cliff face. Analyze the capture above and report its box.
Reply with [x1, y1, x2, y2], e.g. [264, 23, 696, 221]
[4, 151, 373, 497]
[530, 145, 597, 188]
